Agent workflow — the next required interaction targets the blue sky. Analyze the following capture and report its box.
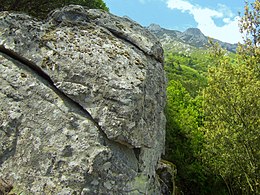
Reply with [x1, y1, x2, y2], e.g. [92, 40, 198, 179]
[103, 0, 253, 44]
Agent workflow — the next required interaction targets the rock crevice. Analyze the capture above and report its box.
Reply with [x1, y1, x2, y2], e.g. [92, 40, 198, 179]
[0, 45, 108, 144]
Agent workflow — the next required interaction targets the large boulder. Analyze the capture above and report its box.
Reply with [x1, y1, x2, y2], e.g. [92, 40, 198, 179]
[0, 5, 166, 194]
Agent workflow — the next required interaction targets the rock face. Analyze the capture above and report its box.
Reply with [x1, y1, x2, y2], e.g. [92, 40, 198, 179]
[0, 5, 166, 194]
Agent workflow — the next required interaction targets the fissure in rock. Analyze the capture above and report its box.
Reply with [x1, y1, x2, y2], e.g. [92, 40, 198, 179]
[0, 45, 105, 140]
[0, 45, 141, 163]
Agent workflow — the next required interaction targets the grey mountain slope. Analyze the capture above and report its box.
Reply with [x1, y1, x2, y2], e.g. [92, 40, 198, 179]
[147, 24, 237, 52]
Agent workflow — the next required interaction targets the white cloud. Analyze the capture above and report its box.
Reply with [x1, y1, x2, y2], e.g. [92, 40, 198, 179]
[167, 0, 194, 12]
[166, 0, 242, 43]
[223, 18, 231, 24]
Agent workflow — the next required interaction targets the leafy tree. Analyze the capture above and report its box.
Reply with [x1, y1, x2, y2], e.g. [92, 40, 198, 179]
[163, 41, 233, 194]
[0, 0, 109, 19]
[202, 1, 260, 194]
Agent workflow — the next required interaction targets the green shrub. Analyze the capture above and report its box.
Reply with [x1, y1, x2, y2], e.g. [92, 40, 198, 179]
[0, 0, 109, 19]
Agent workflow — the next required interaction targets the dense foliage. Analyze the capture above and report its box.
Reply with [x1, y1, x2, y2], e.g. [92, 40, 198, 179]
[202, 1, 260, 194]
[164, 51, 208, 97]
[0, 0, 109, 19]
[164, 80, 206, 194]
[163, 49, 227, 194]
[164, 1, 259, 194]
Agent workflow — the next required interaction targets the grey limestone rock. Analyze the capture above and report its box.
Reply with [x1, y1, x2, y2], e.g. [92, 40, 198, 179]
[0, 5, 166, 194]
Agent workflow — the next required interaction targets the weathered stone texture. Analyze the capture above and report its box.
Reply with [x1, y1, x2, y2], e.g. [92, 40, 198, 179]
[0, 5, 166, 194]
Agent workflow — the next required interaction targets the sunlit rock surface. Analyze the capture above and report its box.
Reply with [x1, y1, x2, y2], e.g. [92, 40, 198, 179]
[0, 5, 166, 194]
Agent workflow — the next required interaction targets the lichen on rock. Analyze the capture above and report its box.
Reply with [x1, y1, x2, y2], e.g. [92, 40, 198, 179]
[0, 5, 166, 194]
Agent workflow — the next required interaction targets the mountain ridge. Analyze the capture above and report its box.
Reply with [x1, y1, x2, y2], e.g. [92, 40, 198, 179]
[147, 24, 237, 53]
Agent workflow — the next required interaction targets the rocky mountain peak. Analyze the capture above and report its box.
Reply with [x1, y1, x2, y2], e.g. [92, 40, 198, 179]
[147, 23, 162, 31]
[183, 28, 204, 36]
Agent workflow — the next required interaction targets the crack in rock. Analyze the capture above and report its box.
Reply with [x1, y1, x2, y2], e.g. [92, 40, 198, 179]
[0, 45, 143, 172]
[0, 45, 111, 146]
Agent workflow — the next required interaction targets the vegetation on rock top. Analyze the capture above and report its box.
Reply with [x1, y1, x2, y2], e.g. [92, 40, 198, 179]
[0, 0, 109, 19]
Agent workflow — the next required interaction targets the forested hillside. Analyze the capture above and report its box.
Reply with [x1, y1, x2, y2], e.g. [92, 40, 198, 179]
[163, 1, 259, 194]
[164, 48, 220, 194]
